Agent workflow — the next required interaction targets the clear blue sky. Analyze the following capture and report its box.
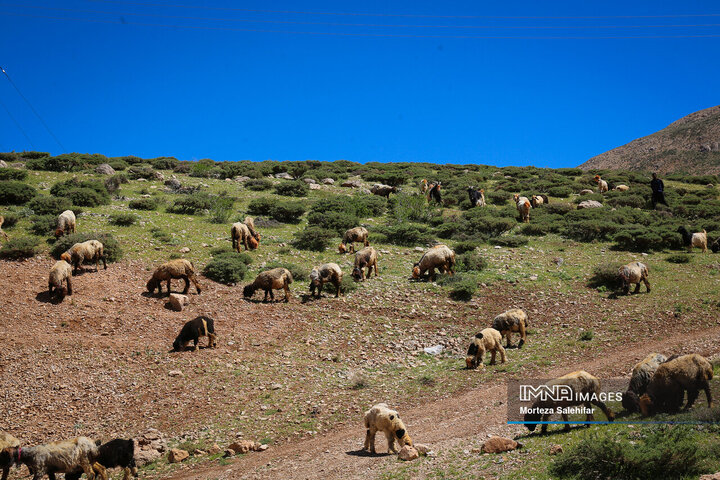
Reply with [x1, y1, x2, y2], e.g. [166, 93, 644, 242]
[0, 0, 718, 167]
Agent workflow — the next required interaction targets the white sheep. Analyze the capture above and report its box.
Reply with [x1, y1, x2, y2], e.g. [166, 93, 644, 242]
[618, 261, 650, 294]
[61, 240, 106, 274]
[363, 403, 413, 454]
[48, 260, 73, 297]
[412, 244, 455, 281]
[465, 328, 506, 369]
[1, 437, 100, 480]
[309, 263, 343, 298]
[513, 194, 531, 223]
[146, 259, 202, 295]
[594, 175, 609, 193]
[54, 210, 76, 238]
[491, 308, 528, 348]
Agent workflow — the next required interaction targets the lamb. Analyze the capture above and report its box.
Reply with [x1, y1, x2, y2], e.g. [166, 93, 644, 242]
[173, 316, 217, 351]
[614, 184, 630, 192]
[411, 244, 455, 281]
[363, 403, 413, 454]
[60, 240, 107, 274]
[54, 210, 76, 238]
[0, 436, 100, 480]
[621, 353, 667, 413]
[524, 370, 615, 433]
[618, 261, 650, 294]
[491, 308, 528, 348]
[231, 222, 258, 252]
[530, 195, 548, 208]
[639, 353, 713, 416]
[0, 216, 8, 241]
[370, 183, 397, 198]
[243, 267, 293, 302]
[677, 226, 707, 253]
[465, 328, 506, 369]
[65, 438, 137, 480]
[48, 260, 73, 297]
[338, 227, 369, 254]
[594, 174, 609, 193]
[146, 259, 202, 296]
[0, 432, 19, 480]
[513, 194, 531, 223]
[309, 263, 343, 298]
[244, 216, 261, 242]
[467, 187, 486, 207]
[352, 246, 378, 281]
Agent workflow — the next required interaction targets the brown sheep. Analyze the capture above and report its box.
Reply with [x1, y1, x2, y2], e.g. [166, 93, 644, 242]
[243, 267, 293, 302]
[244, 216, 261, 242]
[491, 308, 528, 348]
[338, 227, 369, 254]
[524, 370, 615, 433]
[614, 184, 630, 192]
[60, 240, 106, 274]
[594, 174, 609, 193]
[513, 194, 531, 223]
[146, 259, 202, 296]
[0, 432, 20, 480]
[621, 353, 667, 413]
[370, 184, 397, 198]
[530, 195, 548, 208]
[0, 216, 8, 241]
[419, 179, 428, 194]
[639, 354, 713, 416]
[363, 403, 413, 454]
[309, 263, 343, 298]
[54, 210, 76, 238]
[412, 244, 455, 281]
[618, 261, 650, 294]
[0, 436, 101, 480]
[465, 328, 506, 369]
[352, 246, 378, 281]
[231, 222, 258, 252]
[48, 260, 73, 297]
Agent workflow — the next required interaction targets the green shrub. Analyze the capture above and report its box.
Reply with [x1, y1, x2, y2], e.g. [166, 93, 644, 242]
[0, 181, 36, 205]
[51, 232, 123, 263]
[338, 275, 359, 294]
[104, 173, 129, 193]
[666, 253, 691, 264]
[544, 202, 575, 215]
[376, 223, 433, 246]
[438, 274, 477, 301]
[109, 213, 138, 226]
[51, 178, 110, 206]
[307, 210, 359, 234]
[274, 180, 309, 197]
[108, 160, 128, 171]
[453, 241, 480, 254]
[486, 190, 511, 206]
[245, 179, 273, 191]
[456, 252, 488, 272]
[64, 187, 108, 207]
[27, 196, 72, 216]
[127, 166, 158, 180]
[587, 263, 623, 290]
[167, 193, 212, 215]
[563, 220, 619, 242]
[1, 213, 19, 229]
[209, 196, 235, 224]
[0, 168, 28, 181]
[247, 198, 306, 223]
[150, 157, 179, 170]
[607, 194, 646, 209]
[29, 215, 57, 236]
[310, 195, 386, 218]
[579, 330, 594, 341]
[390, 193, 438, 224]
[203, 252, 251, 284]
[547, 186, 573, 197]
[26, 153, 107, 172]
[292, 227, 334, 251]
[263, 261, 307, 281]
[149, 227, 177, 245]
[0, 236, 41, 260]
[463, 213, 516, 239]
[129, 197, 159, 210]
[490, 235, 529, 248]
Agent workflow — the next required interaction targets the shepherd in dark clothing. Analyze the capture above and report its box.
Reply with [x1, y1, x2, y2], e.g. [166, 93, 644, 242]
[650, 173, 668, 208]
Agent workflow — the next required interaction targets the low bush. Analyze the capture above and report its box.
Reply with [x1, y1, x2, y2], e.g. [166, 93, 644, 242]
[203, 251, 251, 284]
[544, 202, 575, 215]
[274, 180, 309, 197]
[606, 194, 647, 209]
[151, 157, 179, 170]
[438, 274, 477, 301]
[29, 215, 57, 236]
[26, 153, 107, 172]
[0, 236, 41, 260]
[486, 190, 511, 206]
[586, 263, 623, 290]
[109, 213, 138, 226]
[263, 261, 307, 281]
[376, 223, 433, 246]
[339, 275, 359, 294]
[547, 185, 573, 198]
[311, 194, 386, 218]
[127, 166, 158, 180]
[307, 210, 359, 234]
[108, 160, 128, 171]
[390, 193, 439, 224]
[0, 181, 36, 205]
[245, 178, 273, 191]
[453, 241, 480, 254]
[456, 252, 488, 272]
[490, 235, 529, 248]
[579, 330, 594, 341]
[104, 173, 129, 193]
[51, 178, 110, 206]
[129, 197, 159, 210]
[27, 196, 72, 216]
[0, 168, 28, 181]
[167, 193, 212, 215]
[665, 253, 691, 264]
[209, 196, 235, 224]
[292, 227, 334, 251]
[50, 232, 123, 263]
[247, 198, 306, 223]
[1, 213, 19, 229]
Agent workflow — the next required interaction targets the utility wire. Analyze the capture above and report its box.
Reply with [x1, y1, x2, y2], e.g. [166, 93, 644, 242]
[0, 65, 65, 151]
[0, 96, 36, 149]
[2, 11, 720, 39]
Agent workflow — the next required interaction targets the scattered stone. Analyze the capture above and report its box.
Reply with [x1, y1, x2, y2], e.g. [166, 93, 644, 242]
[208, 444, 222, 455]
[321, 178, 335, 185]
[414, 246, 424, 252]
[179, 247, 190, 253]
[153, 171, 165, 181]
[165, 178, 182, 190]
[414, 444, 431, 456]
[168, 293, 189, 312]
[579, 189, 594, 195]
[223, 449, 235, 458]
[228, 440, 258, 454]
[95, 163, 115, 175]
[398, 445, 419, 461]
[134, 428, 167, 466]
[700, 473, 720, 480]
[549, 444, 563, 455]
[341, 179, 362, 188]
[303, 178, 317, 184]
[234, 175, 251, 183]
[257, 444, 269, 451]
[275, 172, 293, 180]
[309, 184, 322, 190]
[577, 200, 603, 209]
[0, 160, 6, 168]
[168, 369, 183, 377]
[482, 436, 519, 454]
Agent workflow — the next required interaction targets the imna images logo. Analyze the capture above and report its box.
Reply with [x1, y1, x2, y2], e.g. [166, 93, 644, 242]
[519, 384, 574, 402]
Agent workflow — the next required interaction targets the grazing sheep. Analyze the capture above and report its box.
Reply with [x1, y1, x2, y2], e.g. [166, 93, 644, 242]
[492, 308, 528, 348]
[530, 195, 548, 208]
[621, 353, 667, 413]
[594, 174, 609, 193]
[48, 260, 73, 297]
[614, 184, 630, 192]
[244, 216, 261, 242]
[0, 216, 8, 241]
[618, 261, 650, 294]
[173, 316, 217, 351]
[65, 439, 137, 480]
[146, 259, 202, 296]
[54, 210, 76, 238]
[467, 187, 486, 207]
[0, 436, 100, 480]
[420, 179, 428, 194]
[712, 237, 720, 253]
[309, 263, 343, 298]
[524, 370, 615, 433]
[352, 246, 378, 281]
[231, 222, 258, 252]
[465, 328, 506, 369]
[639, 354, 713, 416]
[427, 182, 442, 205]
[513, 194, 532, 223]
[338, 227, 369, 254]
[677, 226, 707, 253]
[0, 432, 19, 480]
[60, 240, 107, 274]
[363, 403, 413, 454]
[370, 183, 397, 198]
[412, 244, 455, 281]
[243, 267, 293, 302]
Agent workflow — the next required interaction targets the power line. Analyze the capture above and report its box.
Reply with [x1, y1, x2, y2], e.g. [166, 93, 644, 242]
[0, 96, 36, 149]
[3, 11, 720, 39]
[1, 65, 65, 152]
[86, 0, 720, 20]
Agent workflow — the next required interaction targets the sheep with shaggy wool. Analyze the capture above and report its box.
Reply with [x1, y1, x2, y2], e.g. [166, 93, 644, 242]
[0, 436, 100, 480]
[309, 263, 343, 298]
[492, 308, 528, 348]
[65, 438, 137, 480]
[363, 403, 413, 454]
[465, 328, 506, 369]
[243, 216, 260, 242]
[173, 316, 217, 351]
[531, 195, 548, 208]
[524, 370, 614, 433]
[513, 194, 532, 223]
[618, 261, 650, 294]
[243, 267, 293, 302]
[370, 183, 397, 198]
[621, 353, 667, 413]
[614, 184, 630, 191]
[467, 187, 486, 207]
[48, 260, 73, 297]
[412, 244, 455, 281]
[639, 353, 713, 416]
[338, 227, 369, 254]
[0, 432, 19, 480]
[419, 179, 428, 194]
[677, 226, 707, 253]
[231, 222, 258, 252]
[54, 210, 76, 238]
[61, 240, 106, 274]
[352, 246, 378, 281]
[146, 259, 202, 296]
[594, 174, 609, 193]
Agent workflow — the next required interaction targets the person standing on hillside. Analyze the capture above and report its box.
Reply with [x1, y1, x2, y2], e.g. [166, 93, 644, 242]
[650, 172, 668, 208]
